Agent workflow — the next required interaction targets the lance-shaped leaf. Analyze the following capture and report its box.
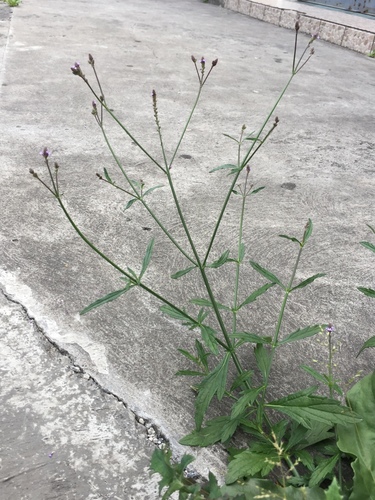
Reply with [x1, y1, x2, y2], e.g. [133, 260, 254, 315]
[103, 167, 112, 183]
[231, 387, 263, 420]
[358, 286, 375, 298]
[200, 324, 219, 355]
[170, 266, 197, 279]
[356, 335, 375, 357]
[238, 282, 275, 310]
[249, 261, 285, 288]
[222, 133, 240, 143]
[279, 234, 301, 245]
[267, 389, 362, 428]
[160, 304, 194, 323]
[209, 163, 239, 174]
[195, 354, 230, 430]
[139, 238, 155, 279]
[238, 243, 245, 262]
[180, 415, 239, 447]
[230, 370, 254, 392]
[250, 186, 265, 195]
[226, 449, 280, 484]
[124, 198, 138, 211]
[302, 219, 313, 245]
[207, 250, 232, 268]
[291, 273, 326, 291]
[254, 344, 272, 381]
[360, 241, 375, 253]
[337, 371, 375, 500]
[80, 284, 133, 315]
[278, 325, 325, 346]
[230, 332, 272, 346]
[190, 297, 230, 311]
[143, 184, 164, 197]
[309, 453, 340, 487]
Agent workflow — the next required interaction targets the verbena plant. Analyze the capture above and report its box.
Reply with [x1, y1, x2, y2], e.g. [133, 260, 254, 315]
[31, 22, 374, 499]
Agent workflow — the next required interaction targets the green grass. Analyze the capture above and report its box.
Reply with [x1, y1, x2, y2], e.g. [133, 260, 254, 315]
[2, 0, 21, 7]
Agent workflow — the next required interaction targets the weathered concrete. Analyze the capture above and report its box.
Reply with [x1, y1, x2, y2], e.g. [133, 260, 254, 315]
[0, 0, 374, 495]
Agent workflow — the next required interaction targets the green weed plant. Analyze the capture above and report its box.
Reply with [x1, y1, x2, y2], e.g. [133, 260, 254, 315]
[31, 22, 374, 499]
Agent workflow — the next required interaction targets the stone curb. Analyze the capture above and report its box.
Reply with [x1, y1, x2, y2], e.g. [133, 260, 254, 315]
[210, 0, 375, 55]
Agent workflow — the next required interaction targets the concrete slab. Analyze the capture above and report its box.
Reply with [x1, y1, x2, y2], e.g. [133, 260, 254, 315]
[0, 0, 374, 493]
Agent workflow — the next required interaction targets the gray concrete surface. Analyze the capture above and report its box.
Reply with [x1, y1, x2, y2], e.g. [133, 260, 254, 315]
[0, 0, 374, 497]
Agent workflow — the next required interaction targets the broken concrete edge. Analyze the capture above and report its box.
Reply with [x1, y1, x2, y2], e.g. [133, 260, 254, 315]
[206, 0, 375, 55]
[0, 282, 210, 485]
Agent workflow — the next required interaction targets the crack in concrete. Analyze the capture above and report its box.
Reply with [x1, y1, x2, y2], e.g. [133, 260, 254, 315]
[0, 286, 169, 451]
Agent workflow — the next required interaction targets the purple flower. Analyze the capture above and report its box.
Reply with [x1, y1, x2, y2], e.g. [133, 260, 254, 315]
[71, 62, 83, 76]
[200, 57, 205, 66]
[39, 147, 51, 159]
[48, 452, 54, 458]
[326, 323, 335, 333]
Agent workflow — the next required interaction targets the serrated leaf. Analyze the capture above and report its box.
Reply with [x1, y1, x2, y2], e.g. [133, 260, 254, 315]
[207, 250, 231, 268]
[291, 273, 326, 291]
[295, 449, 315, 471]
[278, 325, 325, 346]
[230, 370, 254, 392]
[250, 261, 285, 288]
[124, 198, 138, 210]
[140, 238, 154, 279]
[190, 298, 230, 311]
[337, 371, 375, 500]
[195, 339, 210, 371]
[254, 344, 272, 381]
[103, 167, 112, 183]
[170, 266, 197, 279]
[209, 163, 238, 173]
[325, 477, 344, 500]
[279, 234, 301, 245]
[238, 282, 275, 310]
[180, 416, 240, 447]
[360, 241, 375, 253]
[80, 286, 132, 315]
[356, 335, 375, 357]
[267, 390, 362, 429]
[301, 365, 329, 385]
[226, 449, 280, 484]
[309, 453, 339, 487]
[231, 387, 263, 419]
[160, 304, 192, 322]
[300, 421, 335, 449]
[200, 324, 219, 355]
[195, 354, 230, 430]
[143, 184, 164, 197]
[358, 286, 375, 298]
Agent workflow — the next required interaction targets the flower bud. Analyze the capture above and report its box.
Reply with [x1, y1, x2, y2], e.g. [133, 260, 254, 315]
[211, 58, 218, 67]
[191, 55, 197, 63]
[295, 21, 300, 32]
[88, 53, 94, 66]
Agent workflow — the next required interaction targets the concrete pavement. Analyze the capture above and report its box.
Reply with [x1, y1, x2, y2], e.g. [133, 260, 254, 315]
[0, 0, 374, 497]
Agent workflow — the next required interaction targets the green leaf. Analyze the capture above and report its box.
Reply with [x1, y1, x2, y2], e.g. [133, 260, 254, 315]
[190, 298, 230, 311]
[356, 335, 375, 357]
[249, 261, 285, 288]
[360, 241, 375, 253]
[221, 478, 326, 499]
[180, 416, 239, 447]
[303, 219, 313, 245]
[207, 250, 231, 268]
[337, 371, 375, 500]
[103, 167, 112, 183]
[226, 449, 280, 484]
[230, 332, 272, 345]
[300, 422, 335, 449]
[366, 223, 375, 234]
[230, 370, 253, 392]
[195, 340, 210, 371]
[231, 387, 263, 419]
[254, 344, 272, 381]
[209, 163, 238, 173]
[238, 283, 275, 310]
[170, 266, 196, 279]
[239, 243, 245, 262]
[222, 133, 239, 143]
[325, 477, 344, 500]
[295, 449, 315, 471]
[127, 266, 138, 281]
[291, 273, 326, 291]
[278, 325, 325, 346]
[80, 286, 132, 315]
[150, 448, 174, 494]
[124, 198, 138, 210]
[279, 234, 301, 245]
[301, 365, 328, 386]
[175, 370, 204, 377]
[195, 354, 230, 430]
[178, 348, 198, 364]
[139, 238, 154, 279]
[143, 184, 164, 197]
[250, 186, 265, 195]
[358, 286, 375, 298]
[200, 325, 219, 355]
[267, 389, 362, 428]
[160, 304, 192, 322]
[309, 453, 340, 487]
